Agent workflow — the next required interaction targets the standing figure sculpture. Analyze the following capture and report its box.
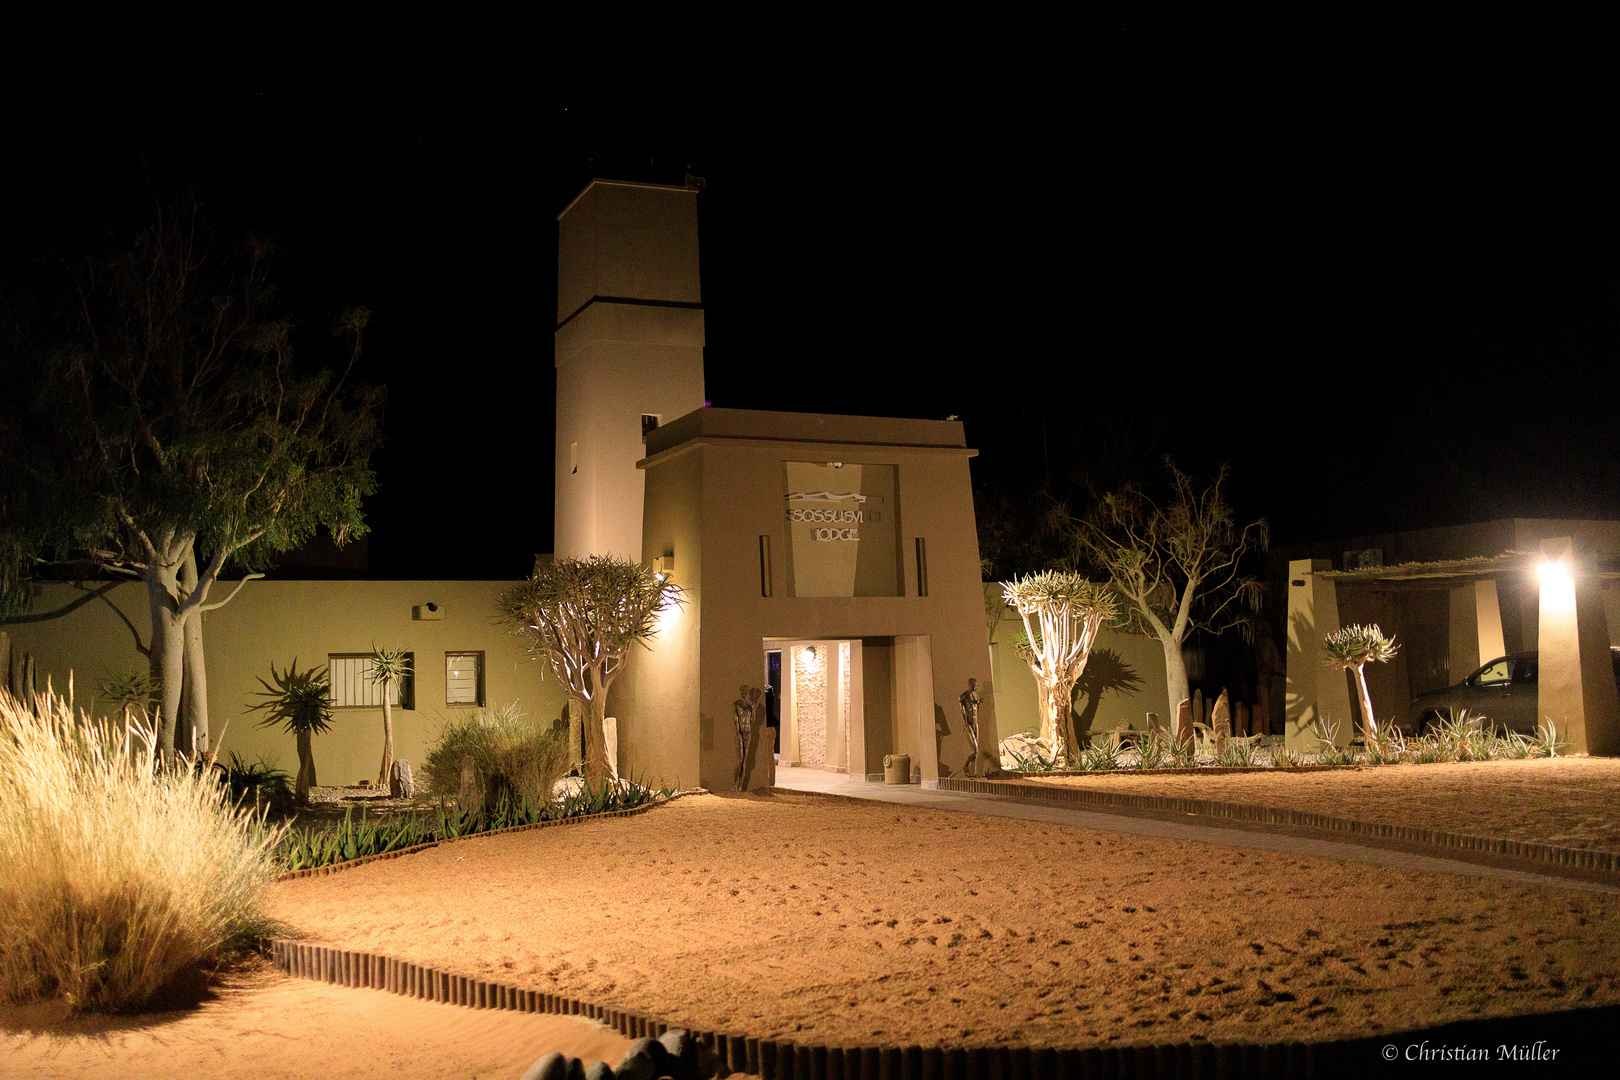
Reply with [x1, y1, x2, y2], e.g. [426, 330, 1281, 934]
[960, 677, 982, 775]
[733, 684, 765, 791]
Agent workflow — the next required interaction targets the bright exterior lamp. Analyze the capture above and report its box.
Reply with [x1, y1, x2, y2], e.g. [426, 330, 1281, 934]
[1538, 558, 1570, 584]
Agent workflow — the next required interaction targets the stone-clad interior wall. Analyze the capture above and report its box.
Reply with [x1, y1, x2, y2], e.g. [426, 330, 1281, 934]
[839, 641, 852, 771]
[795, 646, 827, 766]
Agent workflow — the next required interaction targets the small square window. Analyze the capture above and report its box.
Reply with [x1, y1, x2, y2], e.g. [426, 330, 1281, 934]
[446, 651, 485, 706]
[641, 414, 661, 442]
[327, 653, 415, 710]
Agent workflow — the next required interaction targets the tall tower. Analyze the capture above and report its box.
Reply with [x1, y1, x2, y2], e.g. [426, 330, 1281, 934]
[554, 180, 707, 560]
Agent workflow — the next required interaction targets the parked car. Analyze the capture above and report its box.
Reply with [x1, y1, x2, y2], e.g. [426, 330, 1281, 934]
[1407, 648, 1620, 735]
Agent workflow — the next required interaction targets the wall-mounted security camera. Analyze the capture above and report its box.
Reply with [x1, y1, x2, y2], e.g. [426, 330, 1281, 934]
[412, 602, 445, 621]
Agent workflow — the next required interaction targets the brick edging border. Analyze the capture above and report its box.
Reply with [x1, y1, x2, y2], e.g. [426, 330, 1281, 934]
[939, 776, 1620, 885]
[272, 789, 708, 882]
[262, 936, 1345, 1078]
[264, 935, 1613, 1078]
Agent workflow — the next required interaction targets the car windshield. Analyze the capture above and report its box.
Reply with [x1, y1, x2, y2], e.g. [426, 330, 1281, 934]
[1468, 659, 1512, 688]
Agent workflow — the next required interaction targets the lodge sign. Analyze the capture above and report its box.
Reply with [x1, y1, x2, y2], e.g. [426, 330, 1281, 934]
[787, 491, 869, 541]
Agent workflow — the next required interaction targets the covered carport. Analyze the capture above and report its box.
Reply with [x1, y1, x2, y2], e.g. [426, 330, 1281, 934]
[1285, 537, 1620, 755]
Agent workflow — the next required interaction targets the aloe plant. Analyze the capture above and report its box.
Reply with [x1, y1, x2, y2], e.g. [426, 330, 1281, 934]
[248, 659, 332, 804]
[271, 773, 678, 871]
[1322, 624, 1399, 742]
[367, 645, 412, 788]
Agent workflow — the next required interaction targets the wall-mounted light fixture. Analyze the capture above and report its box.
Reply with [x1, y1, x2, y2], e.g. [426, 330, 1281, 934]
[653, 555, 675, 583]
[1538, 557, 1570, 584]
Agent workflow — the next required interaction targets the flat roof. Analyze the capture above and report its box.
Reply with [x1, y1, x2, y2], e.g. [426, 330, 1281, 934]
[641, 408, 971, 463]
[1314, 551, 1620, 590]
[557, 178, 698, 220]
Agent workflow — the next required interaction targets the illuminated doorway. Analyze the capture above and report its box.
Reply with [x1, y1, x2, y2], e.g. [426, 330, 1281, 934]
[767, 638, 860, 773]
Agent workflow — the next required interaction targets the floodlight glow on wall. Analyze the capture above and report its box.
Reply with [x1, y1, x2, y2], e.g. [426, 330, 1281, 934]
[1537, 558, 1570, 584]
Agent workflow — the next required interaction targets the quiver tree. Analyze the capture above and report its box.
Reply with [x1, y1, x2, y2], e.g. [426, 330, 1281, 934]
[1002, 571, 1117, 763]
[368, 645, 412, 787]
[248, 659, 332, 804]
[1067, 459, 1267, 742]
[498, 556, 682, 786]
[1322, 623, 1399, 741]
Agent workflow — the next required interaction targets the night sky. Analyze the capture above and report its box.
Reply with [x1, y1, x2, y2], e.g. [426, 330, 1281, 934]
[5, 10, 1619, 579]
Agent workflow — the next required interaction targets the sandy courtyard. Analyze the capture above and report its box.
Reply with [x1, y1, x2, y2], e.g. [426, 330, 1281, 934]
[265, 792, 1620, 1050]
[995, 757, 1620, 852]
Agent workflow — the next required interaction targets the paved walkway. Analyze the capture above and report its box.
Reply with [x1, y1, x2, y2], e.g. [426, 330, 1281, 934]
[772, 767, 1620, 895]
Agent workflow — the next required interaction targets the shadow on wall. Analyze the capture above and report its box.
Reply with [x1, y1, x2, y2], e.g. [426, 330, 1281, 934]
[1070, 648, 1144, 748]
[934, 703, 951, 778]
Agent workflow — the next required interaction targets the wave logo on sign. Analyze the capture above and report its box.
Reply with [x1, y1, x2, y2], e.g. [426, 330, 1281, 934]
[787, 492, 867, 540]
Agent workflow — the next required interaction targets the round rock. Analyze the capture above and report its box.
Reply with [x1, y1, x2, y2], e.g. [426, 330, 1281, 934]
[521, 1053, 570, 1080]
[616, 1044, 658, 1080]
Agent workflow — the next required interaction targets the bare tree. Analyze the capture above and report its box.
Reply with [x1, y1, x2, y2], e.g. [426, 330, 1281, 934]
[498, 557, 682, 786]
[1069, 460, 1267, 739]
[1002, 571, 1117, 763]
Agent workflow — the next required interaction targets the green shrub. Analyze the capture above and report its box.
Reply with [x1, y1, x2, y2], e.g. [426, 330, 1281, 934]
[1216, 735, 1259, 768]
[1269, 740, 1301, 768]
[276, 805, 435, 872]
[421, 702, 570, 810]
[1077, 738, 1122, 771]
[0, 689, 282, 1014]
[1136, 728, 1168, 770]
[216, 751, 293, 812]
[274, 774, 676, 872]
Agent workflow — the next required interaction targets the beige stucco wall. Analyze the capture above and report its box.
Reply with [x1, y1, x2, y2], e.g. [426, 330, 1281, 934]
[556, 181, 701, 323]
[4, 580, 563, 786]
[621, 409, 996, 791]
[554, 180, 707, 563]
[988, 600, 1174, 744]
[554, 306, 706, 561]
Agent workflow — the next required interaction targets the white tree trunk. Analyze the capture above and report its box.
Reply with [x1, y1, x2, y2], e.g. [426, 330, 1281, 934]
[1353, 664, 1378, 741]
[145, 559, 187, 764]
[377, 690, 395, 787]
[180, 550, 210, 755]
[582, 687, 611, 786]
[1161, 636, 1190, 739]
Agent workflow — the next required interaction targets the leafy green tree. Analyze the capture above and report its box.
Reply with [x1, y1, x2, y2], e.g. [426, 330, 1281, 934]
[1067, 459, 1267, 739]
[498, 556, 682, 785]
[368, 645, 412, 787]
[0, 196, 382, 762]
[247, 659, 333, 804]
[1323, 623, 1399, 741]
[1002, 571, 1118, 763]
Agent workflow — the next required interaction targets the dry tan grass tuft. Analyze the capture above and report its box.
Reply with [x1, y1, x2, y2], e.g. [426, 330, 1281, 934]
[0, 688, 283, 1014]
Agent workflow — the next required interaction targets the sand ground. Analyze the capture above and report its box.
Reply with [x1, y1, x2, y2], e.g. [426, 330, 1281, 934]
[13, 785, 1620, 1076]
[0, 959, 627, 1080]
[993, 757, 1620, 852]
[262, 792, 1620, 1049]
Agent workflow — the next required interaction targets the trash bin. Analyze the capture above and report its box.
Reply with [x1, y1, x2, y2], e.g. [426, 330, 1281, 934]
[883, 754, 911, 785]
